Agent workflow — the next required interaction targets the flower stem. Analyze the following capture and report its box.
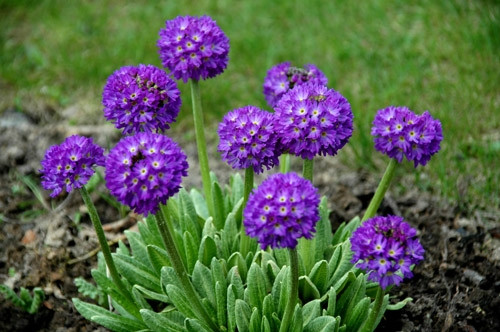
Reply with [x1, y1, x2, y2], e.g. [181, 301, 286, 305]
[155, 206, 219, 332]
[360, 286, 385, 332]
[79, 187, 139, 318]
[280, 153, 291, 173]
[302, 158, 314, 182]
[239, 167, 255, 256]
[190, 79, 214, 218]
[362, 158, 397, 221]
[279, 248, 299, 332]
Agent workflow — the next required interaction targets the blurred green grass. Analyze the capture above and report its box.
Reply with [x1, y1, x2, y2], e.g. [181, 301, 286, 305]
[1, 0, 499, 212]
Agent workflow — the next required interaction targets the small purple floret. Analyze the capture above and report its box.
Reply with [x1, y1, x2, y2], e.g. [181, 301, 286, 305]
[371, 106, 443, 167]
[105, 132, 188, 215]
[350, 215, 425, 289]
[243, 172, 320, 249]
[40, 135, 105, 197]
[218, 106, 280, 173]
[102, 64, 181, 134]
[274, 83, 353, 160]
[157, 15, 230, 82]
[263, 62, 328, 108]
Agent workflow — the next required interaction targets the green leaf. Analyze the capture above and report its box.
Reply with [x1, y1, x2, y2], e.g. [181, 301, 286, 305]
[138, 216, 164, 249]
[179, 189, 202, 243]
[221, 211, 239, 259]
[331, 216, 361, 246]
[308, 260, 329, 294]
[211, 257, 227, 290]
[113, 253, 162, 293]
[228, 252, 248, 282]
[262, 294, 275, 324]
[302, 299, 321, 327]
[326, 287, 336, 316]
[227, 284, 237, 332]
[190, 188, 210, 220]
[19, 287, 32, 304]
[27, 288, 44, 314]
[90, 270, 137, 318]
[304, 316, 338, 332]
[202, 218, 217, 238]
[160, 266, 182, 293]
[227, 266, 244, 300]
[249, 307, 262, 332]
[215, 281, 227, 328]
[387, 297, 413, 310]
[146, 245, 171, 273]
[298, 275, 321, 301]
[271, 266, 289, 317]
[198, 235, 218, 267]
[345, 297, 370, 332]
[229, 173, 244, 212]
[247, 262, 268, 313]
[261, 316, 271, 332]
[235, 299, 252, 332]
[212, 180, 225, 230]
[0, 284, 25, 309]
[73, 298, 146, 332]
[335, 273, 365, 318]
[133, 285, 169, 303]
[140, 309, 184, 332]
[125, 230, 152, 272]
[315, 197, 332, 261]
[165, 284, 196, 318]
[116, 240, 130, 256]
[131, 286, 151, 310]
[289, 304, 303, 332]
[328, 241, 355, 291]
[184, 231, 198, 274]
[273, 248, 289, 268]
[185, 318, 211, 332]
[192, 261, 215, 307]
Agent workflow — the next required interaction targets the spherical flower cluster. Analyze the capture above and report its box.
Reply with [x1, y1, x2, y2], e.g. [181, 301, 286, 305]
[243, 172, 320, 249]
[157, 15, 230, 82]
[102, 64, 181, 135]
[105, 132, 188, 215]
[350, 215, 425, 289]
[218, 106, 280, 173]
[371, 106, 443, 167]
[263, 62, 328, 108]
[40, 135, 105, 197]
[274, 83, 353, 160]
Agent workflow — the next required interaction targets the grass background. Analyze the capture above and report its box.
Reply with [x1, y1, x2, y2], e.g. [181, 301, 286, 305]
[1, 0, 499, 213]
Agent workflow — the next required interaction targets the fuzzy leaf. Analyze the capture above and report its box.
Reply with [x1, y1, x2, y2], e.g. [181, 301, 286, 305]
[73, 298, 146, 332]
[345, 297, 370, 331]
[146, 245, 171, 273]
[289, 304, 303, 332]
[227, 266, 245, 300]
[247, 262, 267, 313]
[304, 316, 338, 332]
[133, 285, 169, 303]
[227, 284, 237, 332]
[387, 297, 413, 310]
[326, 287, 336, 316]
[185, 318, 211, 332]
[160, 266, 182, 294]
[235, 299, 252, 332]
[299, 275, 321, 301]
[302, 299, 321, 327]
[215, 281, 227, 328]
[189, 188, 210, 220]
[198, 235, 218, 267]
[139, 216, 164, 249]
[183, 231, 198, 274]
[212, 180, 225, 230]
[140, 309, 184, 332]
[125, 230, 152, 272]
[165, 284, 196, 318]
[271, 266, 289, 317]
[249, 307, 262, 332]
[192, 261, 215, 307]
[113, 253, 162, 293]
[228, 252, 248, 282]
[308, 260, 329, 294]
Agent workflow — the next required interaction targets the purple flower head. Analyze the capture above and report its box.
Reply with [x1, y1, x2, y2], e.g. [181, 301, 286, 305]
[350, 215, 425, 289]
[102, 64, 181, 135]
[40, 135, 105, 197]
[105, 132, 188, 215]
[243, 172, 320, 249]
[218, 106, 280, 173]
[274, 83, 353, 160]
[263, 62, 328, 108]
[157, 15, 230, 82]
[371, 106, 443, 167]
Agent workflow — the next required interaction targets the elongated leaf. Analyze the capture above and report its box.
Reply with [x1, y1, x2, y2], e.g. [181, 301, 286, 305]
[387, 297, 413, 310]
[227, 266, 244, 300]
[125, 230, 152, 272]
[192, 261, 215, 307]
[131, 286, 151, 310]
[184, 231, 198, 274]
[247, 263, 267, 313]
[113, 253, 162, 293]
[165, 284, 196, 318]
[326, 287, 336, 316]
[133, 285, 169, 303]
[289, 304, 303, 332]
[309, 260, 329, 294]
[73, 298, 146, 332]
[146, 245, 171, 273]
[215, 281, 227, 328]
[185, 318, 211, 332]
[261, 316, 271, 332]
[228, 252, 248, 282]
[235, 299, 251, 332]
[227, 285, 237, 332]
[271, 266, 289, 317]
[249, 307, 262, 332]
[189, 188, 209, 220]
[211, 181, 225, 230]
[298, 275, 320, 301]
[139, 216, 164, 248]
[140, 309, 184, 332]
[160, 266, 182, 293]
[198, 235, 218, 267]
[315, 197, 332, 261]
[302, 299, 321, 327]
[304, 316, 338, 332]
[345, 297, 370, 331]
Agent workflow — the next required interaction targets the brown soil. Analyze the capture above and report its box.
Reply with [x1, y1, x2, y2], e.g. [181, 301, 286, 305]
[1, 108, 499, 331]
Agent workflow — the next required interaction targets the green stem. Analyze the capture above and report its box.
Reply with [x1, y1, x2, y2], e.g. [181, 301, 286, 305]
[239, 167, 254, 256]
[362, 158, 398, 221]
[302, 158, 314, 182]
[155, 207, 219, 332]
[79, 187, 139, 317]
[360, 286, 385, 332]
[190, 79, 214, 218]
[280, 153, 291, 173]
[279, 248, 299, 332]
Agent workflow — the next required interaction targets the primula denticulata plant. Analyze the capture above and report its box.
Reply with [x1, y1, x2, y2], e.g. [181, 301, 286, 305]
[39, 15, 443, 332]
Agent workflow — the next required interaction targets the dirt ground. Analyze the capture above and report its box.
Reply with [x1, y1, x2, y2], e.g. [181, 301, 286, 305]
[0, 107, 499, 332]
